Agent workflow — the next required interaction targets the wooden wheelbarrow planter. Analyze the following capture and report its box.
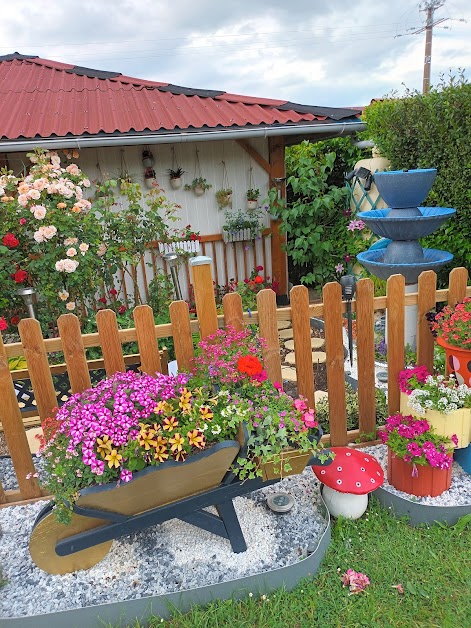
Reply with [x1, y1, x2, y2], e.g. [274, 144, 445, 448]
[30, 428, 329, 575]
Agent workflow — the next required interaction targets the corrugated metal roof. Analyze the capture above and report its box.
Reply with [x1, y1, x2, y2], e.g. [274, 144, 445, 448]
[0, 53, 361, 140]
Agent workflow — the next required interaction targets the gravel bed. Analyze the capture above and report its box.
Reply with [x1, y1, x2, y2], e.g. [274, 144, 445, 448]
[0, 468, 327, 620]
[362, 443, 471, 506]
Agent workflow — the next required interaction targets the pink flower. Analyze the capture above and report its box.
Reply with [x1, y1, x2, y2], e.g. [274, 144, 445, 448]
[294, 398, 307, 412]
[342, 569, 370, 594]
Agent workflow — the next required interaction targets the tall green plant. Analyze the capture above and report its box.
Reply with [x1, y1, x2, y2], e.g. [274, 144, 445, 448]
[363, 73, 471, 279]
[278, 138, 366, 288]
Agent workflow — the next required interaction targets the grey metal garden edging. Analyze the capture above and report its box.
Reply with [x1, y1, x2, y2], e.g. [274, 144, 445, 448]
[3, 501, 331, 628]
[374, 486, 471, 527]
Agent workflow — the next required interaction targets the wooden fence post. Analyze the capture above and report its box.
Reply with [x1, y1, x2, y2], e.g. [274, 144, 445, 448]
[322, 282, 347, 446]
[170, 301, 194, 372]
[387, 274, 405, 414]
[223, 293, 244, 332]
[57, 314, 92, 393]
[447, 267, 468, 306]
[18, 319, 58, 425]
[355, 278, 376, 437]
[417, 271, 437, 372]
[190, 256, 218, 340]
[290, 285, 315, 408]
[133, 305, 162, 376]
[257, 289, 282, 385]
[0, 332, 41, 499]
[96, 309, 126, 376]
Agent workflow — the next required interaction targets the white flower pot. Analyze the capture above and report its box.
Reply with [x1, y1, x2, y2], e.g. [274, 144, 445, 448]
[246, 200, 258, 210]
[194, 186, 206, 197]
[144, 177, 158, 189]
[170, 177, 183, 190]
[322, 485, 368, 519]
[158, 240, 201, 255]
[222, 229, 254, 243]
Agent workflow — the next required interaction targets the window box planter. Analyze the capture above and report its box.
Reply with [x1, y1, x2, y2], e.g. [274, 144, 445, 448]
[222, 229, 258, 243]
[158, 240, 201, 255]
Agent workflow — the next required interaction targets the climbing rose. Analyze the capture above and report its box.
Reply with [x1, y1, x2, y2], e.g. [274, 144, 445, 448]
[13, 269, 28, 283]
[0, 317, 7, 331]
[2, 233, 19, 247]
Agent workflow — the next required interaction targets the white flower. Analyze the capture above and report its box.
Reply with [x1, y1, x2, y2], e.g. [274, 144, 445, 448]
[34, 229, 46, 243]
[97, 243, 107, 256]
[43, 225, 57, 239]
[27, 189, 41, 200]
[66, 247, 77, 257]
[211, 425, 222, 435]
[58, 290, 69, 301]
[81, 178, 91, 188]
[65, 301, 76, 311]
[64, 237, 78, 246]
[32, 205, 47, 220]
[55, 259, 79, 273]
[79, 242, 89, 254]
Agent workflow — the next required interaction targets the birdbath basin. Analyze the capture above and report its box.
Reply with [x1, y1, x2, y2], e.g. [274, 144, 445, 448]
[373, 168, 437, 213]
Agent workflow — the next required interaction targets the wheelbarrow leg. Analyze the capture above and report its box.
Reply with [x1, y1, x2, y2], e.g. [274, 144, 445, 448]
[215, 501, 247, 553]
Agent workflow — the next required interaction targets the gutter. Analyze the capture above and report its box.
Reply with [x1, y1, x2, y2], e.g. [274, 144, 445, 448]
[0, 122, 366, 152]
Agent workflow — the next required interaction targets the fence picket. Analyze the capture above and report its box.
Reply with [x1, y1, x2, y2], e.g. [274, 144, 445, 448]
[323, 282, 347, 446]
[169, 301, 194, 372]
[257, 289, 282, 385]
[0, 481, 6, 504]
[387, 274, 405, 414]
[190, 258, 218, 340]
[223, 293, 244, 332]
[447, 267, 469, 306]
[290, 285, 315, 407]
[57, 314, 91, 394]
[18, 319, 58, 424]
[355, 278, 376, 436]
[0, 333, 41, 499]
[417, 271, 437, 372]
[133, 305, 162, 376]
[96, 310, 126, 376]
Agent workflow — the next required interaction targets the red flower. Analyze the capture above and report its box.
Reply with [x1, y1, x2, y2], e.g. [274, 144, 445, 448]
[256, 265, 264, 272]
[109, 289, 118, 296]
[0, 317, 8, 331]
[13, 269, 28, 283]
[98, 296, 107, 304]
[254, 276, 263, 284]
[237, 355, 264, 376]
[118, 305, 127, 314]
[10, 315, 20, 325]
[190, 233, 198, 241]
[2, 233, 19, 247]
[19, 218, 27, 226]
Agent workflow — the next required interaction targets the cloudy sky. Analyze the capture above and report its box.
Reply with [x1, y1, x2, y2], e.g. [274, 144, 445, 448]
[1, 0, 470, 107]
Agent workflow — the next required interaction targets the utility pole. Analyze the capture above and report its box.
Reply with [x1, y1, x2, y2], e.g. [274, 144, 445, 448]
[413, 1, 448, 93]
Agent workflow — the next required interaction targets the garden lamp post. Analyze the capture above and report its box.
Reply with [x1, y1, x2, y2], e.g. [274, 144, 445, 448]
[340, 275, 356, 367]
[16, 287, 38, 320]
[163, 253, 182, 301]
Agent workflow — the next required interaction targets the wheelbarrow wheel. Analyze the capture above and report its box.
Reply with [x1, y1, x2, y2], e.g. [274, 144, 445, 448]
[29, 506, 112, 575]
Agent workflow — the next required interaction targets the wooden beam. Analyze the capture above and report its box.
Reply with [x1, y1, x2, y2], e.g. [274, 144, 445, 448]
[268, 136, 288, 296]
[235, 139, 271, 174]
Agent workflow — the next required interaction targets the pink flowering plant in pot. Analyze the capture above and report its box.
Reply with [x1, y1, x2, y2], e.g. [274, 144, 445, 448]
[191, 325, 331, 479]
[430, 297, 471, 350]
[399, 366, 471, 415]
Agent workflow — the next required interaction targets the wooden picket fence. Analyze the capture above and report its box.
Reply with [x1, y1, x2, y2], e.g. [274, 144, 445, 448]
[0, 262, 469, 508]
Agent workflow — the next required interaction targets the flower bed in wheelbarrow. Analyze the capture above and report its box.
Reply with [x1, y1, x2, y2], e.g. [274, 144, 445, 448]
[0, 326, 333, 625]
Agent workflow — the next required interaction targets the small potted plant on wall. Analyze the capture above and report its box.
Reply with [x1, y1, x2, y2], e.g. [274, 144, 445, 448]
[144, 167, 159, 189]
[185, 177, 212, 197]
[167, 167, 186, 190]
[216, 187, 233, 209]
[246, 188, 260, 210]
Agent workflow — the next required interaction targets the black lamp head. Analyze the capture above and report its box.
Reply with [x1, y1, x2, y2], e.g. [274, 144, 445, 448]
[340, 274, 357, 299]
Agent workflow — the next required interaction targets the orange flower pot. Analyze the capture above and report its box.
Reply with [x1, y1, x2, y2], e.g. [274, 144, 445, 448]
[436, 336, 471, 387]
[387, 448, 452, 497]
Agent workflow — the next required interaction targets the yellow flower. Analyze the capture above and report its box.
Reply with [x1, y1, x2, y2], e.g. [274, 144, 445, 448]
[154, 434, 168, 448]
[154, 400, 172, 415]
[163, 416, 179, 431]
[187, 429, 206, 449]
[154, 446, 169, 462]
[179, 388, 192, 412]
[105, 449, 123, 469]
[174, 449, 187, 461]
[199, 406, 213, 421]
[96, 435, 113, 458]
[169, 433, 185, 452]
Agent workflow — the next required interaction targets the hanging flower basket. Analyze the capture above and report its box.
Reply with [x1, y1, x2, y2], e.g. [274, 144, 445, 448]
[387, 448, 452, 497]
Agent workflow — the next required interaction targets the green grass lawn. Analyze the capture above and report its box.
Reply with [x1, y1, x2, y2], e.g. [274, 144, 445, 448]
[123, 498, 471, 628]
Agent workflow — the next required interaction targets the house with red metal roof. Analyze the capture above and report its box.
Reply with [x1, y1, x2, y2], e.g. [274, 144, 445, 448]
[0, 52, 365, 300]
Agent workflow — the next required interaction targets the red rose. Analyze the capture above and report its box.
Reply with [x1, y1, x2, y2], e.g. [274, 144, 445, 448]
[118, 305, 127, 314]
[256, 265, 264, 272]
[13, 269, 28, 283]
[190, 234, 197, 241]
[2, 233, 19, 247]
[0, 317, 7, 331]
[109, 289, 118, 296]
[10, 315, 20, 325]
[98, 296, 107, 304]
[254, 276, 263, 284]
[19, 218, 27, 225]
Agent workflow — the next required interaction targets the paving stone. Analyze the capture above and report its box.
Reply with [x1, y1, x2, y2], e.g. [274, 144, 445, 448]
[315, 390, 328, 403]
[277, 320, 291, 330]
[278, 328, 294, 339]
[26, 427, 43, 454]
[285, 351, 327, 365]
[281, 367, 297, 382]
[284, 338, 324, 351]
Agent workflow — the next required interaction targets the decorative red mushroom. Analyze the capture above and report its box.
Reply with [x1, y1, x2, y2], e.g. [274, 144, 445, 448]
[312, 447, 384, 519]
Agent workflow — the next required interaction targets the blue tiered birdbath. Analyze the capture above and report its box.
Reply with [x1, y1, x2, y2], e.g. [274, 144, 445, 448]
[356, 168, 455, 348]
